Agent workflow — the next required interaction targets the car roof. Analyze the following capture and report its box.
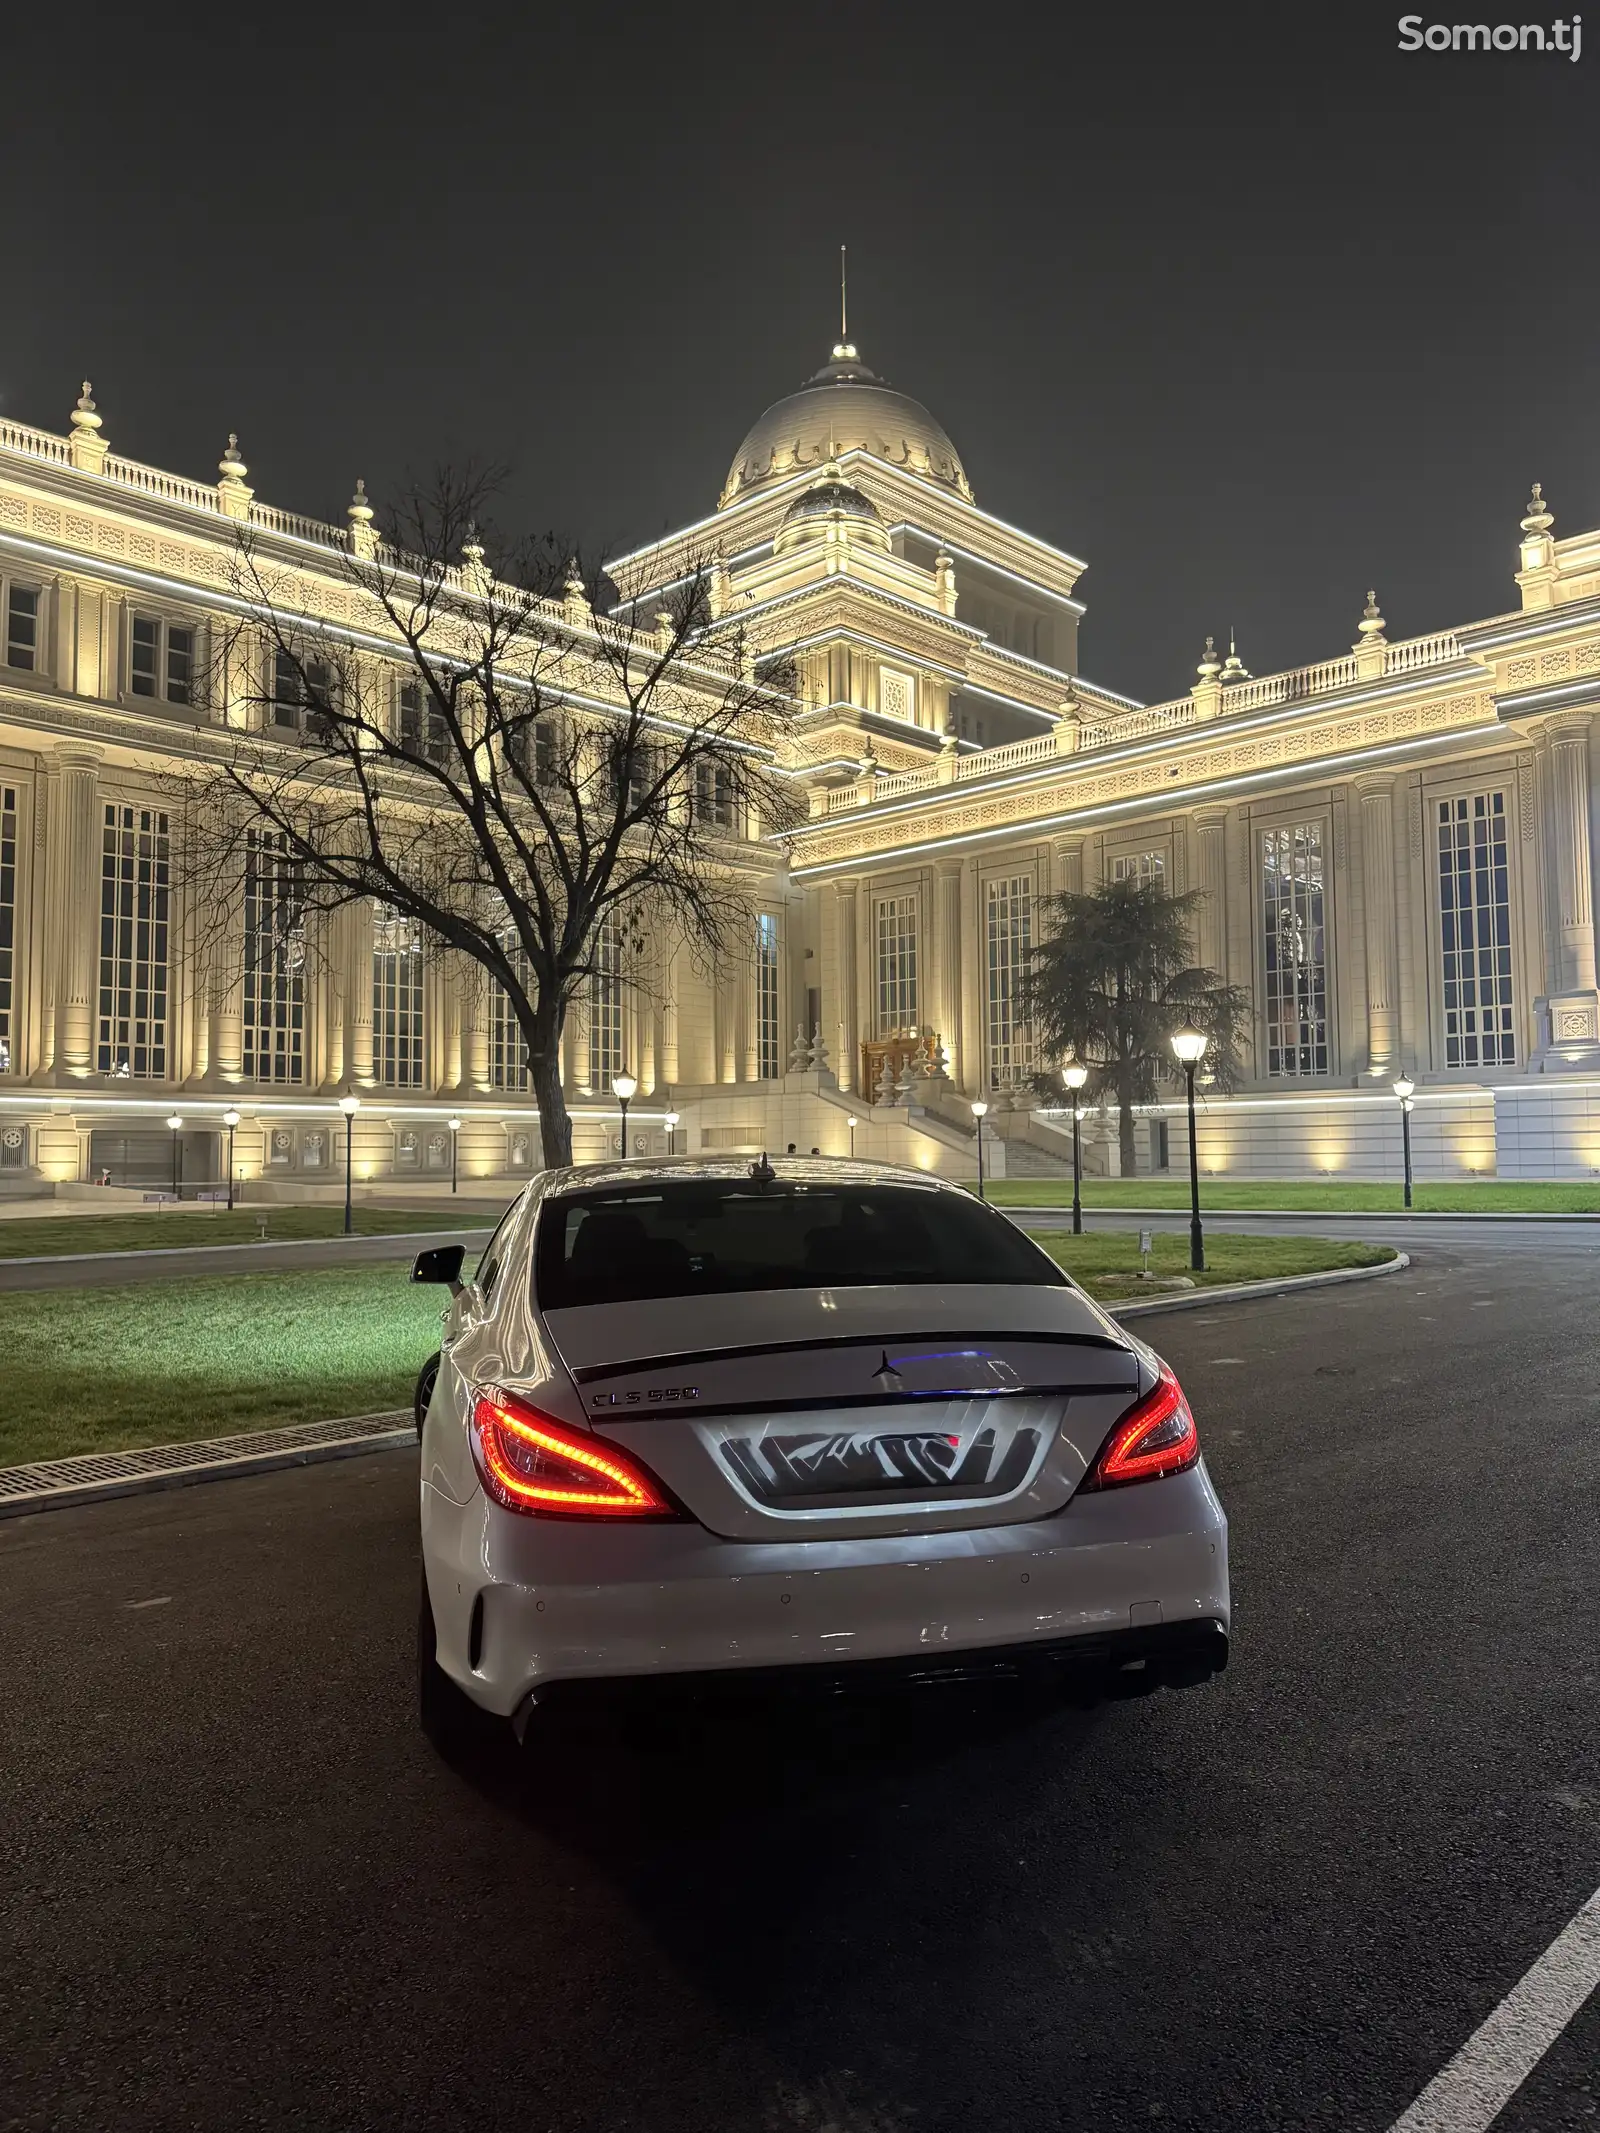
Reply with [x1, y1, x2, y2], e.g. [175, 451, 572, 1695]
[536, 1154, 968, 1201]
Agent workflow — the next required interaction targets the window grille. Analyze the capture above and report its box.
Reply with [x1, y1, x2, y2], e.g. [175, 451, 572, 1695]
[242, 830, 304, 1083]
[588, 914, 624, 1086]
[875, 894, 919, 1032]
[372, 903, 425, 1087]
[757, 913, 782, 1078]
[1111, 851, 1165, 885]
[3, 582, 39, 671]
[131, 615, 195, 706]
[985, 874, 1035, 1088]
[98, 803, 170, 1078]
[398, 678, 448, 762]
[1262, 824, 1328, 1076]
[1438, 792, 1516, 1067]
[490, 943, 534, 1091]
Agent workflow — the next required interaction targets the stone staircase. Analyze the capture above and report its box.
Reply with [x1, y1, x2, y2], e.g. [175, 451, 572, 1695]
[994, 1134, 1074, 1178]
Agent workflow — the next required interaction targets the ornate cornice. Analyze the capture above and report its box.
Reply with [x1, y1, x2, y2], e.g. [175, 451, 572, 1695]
[788, 686, 1501, 875]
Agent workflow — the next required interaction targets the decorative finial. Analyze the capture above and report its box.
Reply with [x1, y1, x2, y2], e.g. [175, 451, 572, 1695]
[1218, 628, 1250, 685]
[216, 431, 253, 517]
[461, 520, 485, 563]
[68, 379, 108, 470]
[1357, 589, 1386, 644]
[563, 558, 591, 623]
[347, 477, 376, 557]
[1196, 633, 1222, 682]
[1521, 482, 1554, 538]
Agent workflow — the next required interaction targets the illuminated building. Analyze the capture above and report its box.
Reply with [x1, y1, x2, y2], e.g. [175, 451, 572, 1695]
[3, 350, 1599, 1191]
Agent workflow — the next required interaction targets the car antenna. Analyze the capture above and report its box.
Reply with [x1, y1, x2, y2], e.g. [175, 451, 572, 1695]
[748, 1151, 776, 1187]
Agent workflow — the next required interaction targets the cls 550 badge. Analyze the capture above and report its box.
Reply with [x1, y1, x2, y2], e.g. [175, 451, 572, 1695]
[591, 1386, 701, 1408]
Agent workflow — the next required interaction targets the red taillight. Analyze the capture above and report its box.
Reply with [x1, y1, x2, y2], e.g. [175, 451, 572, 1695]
[1082, 1362, 1200, 1489]
[469, 1388, 678, 1520]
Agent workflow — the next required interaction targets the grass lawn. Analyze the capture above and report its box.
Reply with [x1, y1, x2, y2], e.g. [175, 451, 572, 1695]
[0, 1234, 1393, 1469]
[990, 1178, 1600, 1213]
[1025, 1229, 1395, 1299]
[0, 1204, 495, 1260]
[0, 1266, 446, 1467]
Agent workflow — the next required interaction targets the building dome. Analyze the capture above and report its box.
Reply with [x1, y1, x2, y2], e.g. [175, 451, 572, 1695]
[774, 461, 891, 553]
[720, 342, 972, 509]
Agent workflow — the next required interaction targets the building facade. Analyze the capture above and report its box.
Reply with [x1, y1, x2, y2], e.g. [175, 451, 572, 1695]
[5, 346, 1600, 1197]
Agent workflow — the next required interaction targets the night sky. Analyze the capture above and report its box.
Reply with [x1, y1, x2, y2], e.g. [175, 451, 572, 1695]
[3, 5, 1595, 706]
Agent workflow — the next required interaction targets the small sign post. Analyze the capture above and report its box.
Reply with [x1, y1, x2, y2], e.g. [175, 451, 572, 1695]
[1138, 1227, 1154, 1278]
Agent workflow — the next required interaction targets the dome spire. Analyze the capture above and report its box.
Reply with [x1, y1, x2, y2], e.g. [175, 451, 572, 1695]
[834, 244, 857, 363]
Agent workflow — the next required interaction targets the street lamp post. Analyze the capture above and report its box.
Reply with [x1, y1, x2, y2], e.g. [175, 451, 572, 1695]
[664, 1110, 679, 1157]
[339, 1092, 360, 1236]
[1393, 1076, 1415, 1208]
[222, 1108, 240, 1212]
[1170, 1026, 1210, 1272]
[846, 1114, 858, 1160]
[1062, 1061, 1089, 1235]
[448, 1114, 461, 1194]
[166, 1113, 183, 1200]
[611, 1071, 637, 1158]
[971, 1098, 989, 1201]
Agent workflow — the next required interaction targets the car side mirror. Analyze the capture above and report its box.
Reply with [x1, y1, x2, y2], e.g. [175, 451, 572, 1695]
[411, 1244, 466, 1295]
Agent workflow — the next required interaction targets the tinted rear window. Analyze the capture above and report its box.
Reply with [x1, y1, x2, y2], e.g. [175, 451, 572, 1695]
[535, 1180, 1067, 1309]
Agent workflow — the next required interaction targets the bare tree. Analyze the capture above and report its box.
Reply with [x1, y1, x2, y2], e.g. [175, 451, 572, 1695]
[169, 470, 797, 1167]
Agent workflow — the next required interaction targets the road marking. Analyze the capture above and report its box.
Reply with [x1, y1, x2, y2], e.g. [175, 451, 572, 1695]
[124, 1595, 172, 1610]
[1207, 1357, 1247, 1365]
[1387, 1881, 1600, 2133]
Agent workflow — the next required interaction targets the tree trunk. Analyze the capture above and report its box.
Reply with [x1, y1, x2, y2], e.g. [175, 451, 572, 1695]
[1117, 1074, 1139, 1177]
[527, 1009, 573, 1170]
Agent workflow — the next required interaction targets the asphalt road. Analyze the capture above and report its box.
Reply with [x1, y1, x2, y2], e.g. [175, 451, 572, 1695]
[5, 1237, 1600, 2131]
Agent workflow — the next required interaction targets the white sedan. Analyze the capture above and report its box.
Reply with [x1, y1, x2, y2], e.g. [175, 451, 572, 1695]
[414, 1156, 1229, 1751]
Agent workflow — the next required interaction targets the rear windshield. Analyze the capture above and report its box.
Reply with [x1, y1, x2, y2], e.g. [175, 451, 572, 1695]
[535, 1180, 1067, 1309]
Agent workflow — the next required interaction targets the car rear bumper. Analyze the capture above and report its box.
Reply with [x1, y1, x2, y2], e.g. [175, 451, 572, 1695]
[523, 1616, 1228, 1713]
[422, 1460, 1230, 1718]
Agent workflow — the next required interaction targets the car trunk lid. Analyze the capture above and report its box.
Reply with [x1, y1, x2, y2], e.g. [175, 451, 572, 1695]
[541, 1284, 1142, 1541]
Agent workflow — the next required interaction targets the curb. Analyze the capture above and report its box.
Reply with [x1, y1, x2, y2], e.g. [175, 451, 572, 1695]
[0, 1412, 414, 1522]
[0, 1226, 494, 1273]
[1106, 1249, 1410, 1320]
[1000, 1205, 1600, 1223]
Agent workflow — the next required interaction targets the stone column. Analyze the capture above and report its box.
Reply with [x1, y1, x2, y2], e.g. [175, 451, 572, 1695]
[833, 881, 858, 1094]
[53, 747, 103, 1077]
[958, 856, 982, 1097]
[659, 936, 680, 1086]
[739, 931, 759, 1084]
[346, 898, 375, 1088]
[1193, 812, 1228, 975]
[1359, 778, 1399, 1077]
[1051, 837, 1084, 900]
[209, 886, 244, 1084]
[934, 860, 963, 1075]
[465, 962, 490, 1093]
[856, 883, 875, 1082]
[1548, 720, 1598, 995]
